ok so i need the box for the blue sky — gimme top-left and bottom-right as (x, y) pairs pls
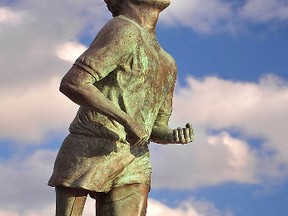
(0, 0), (288, 215)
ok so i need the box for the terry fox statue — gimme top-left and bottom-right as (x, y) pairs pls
(48, 0), (194, 215)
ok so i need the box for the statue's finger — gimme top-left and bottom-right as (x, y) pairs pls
(190, 130), (194, 142)
(184, 128), (190, 143)
(173, 129), (179, 143)
(136, 138), (145, 147)
(137, 141), (144, 147)
(134, 141), (140, 147)
(177, 127), (185, 143)
(136, 136), (148, 147)
(191, 127), (195, 141)
(185, 123), (194, 142)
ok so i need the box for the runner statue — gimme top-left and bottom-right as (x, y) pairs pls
(48, 0), (194, 215)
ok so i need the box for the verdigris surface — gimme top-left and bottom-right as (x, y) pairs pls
(48, 0), (194, 215)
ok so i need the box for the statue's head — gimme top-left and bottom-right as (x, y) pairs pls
(104, 0), (122, 17)
(104, 0), (170, 17)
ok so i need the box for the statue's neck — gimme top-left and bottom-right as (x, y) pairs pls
(119, 1), (161, 34)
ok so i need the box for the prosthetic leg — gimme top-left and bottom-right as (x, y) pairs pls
(95, 184), (149, 216)
(56, 186), (88, 216)
(55, 184), (149, 216)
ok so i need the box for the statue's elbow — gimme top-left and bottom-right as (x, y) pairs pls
(59, 82), (67, 94)
(59, 81), (74, 97)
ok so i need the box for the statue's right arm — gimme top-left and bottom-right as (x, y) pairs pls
(60, 65), (148, 146)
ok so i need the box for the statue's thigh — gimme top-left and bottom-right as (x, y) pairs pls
(56, 186), (88, 216)
(96, 184), (149, 216)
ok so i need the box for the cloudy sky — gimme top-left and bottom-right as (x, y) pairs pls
(0, 0), (288, 215)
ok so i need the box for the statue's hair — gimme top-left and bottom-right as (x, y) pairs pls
(104, 0), (123, 17)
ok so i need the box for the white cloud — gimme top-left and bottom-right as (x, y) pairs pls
(0, 0), (287, 94)
(147, 198), (233, 216)
(161, 0), (233, 33)
(56, 42), (87, 62)
(149, 74), (288, 188)
(0, 76), (77, 144)
(0, 211), (18, 216)
(208, 132), (256, 180)
(0, 7), (24, 24)
(0, 186), (229, 216)
(0, 149), (92, 215)
(161, 0), (288, 33)
(239, 0), (288, 22)
(0, 198), (231, 216)
(0, 1), (106, 143)
(17, 205), (55, 216)
(0, 204), (56, 216)
(0, 150), (56, 210)
(172, 74), (288, 157)
(0, 147), (231, 215)
(0, 0), (108, 89)
(150, 129), (258, 188)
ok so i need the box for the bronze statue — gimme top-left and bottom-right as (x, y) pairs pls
(48, 0), (193, 215)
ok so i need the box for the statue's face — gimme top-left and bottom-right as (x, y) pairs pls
(135, 0), (171, 11)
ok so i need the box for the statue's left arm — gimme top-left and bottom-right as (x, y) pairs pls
(151, 122), (193, 144)
(150, 85), (194, 145)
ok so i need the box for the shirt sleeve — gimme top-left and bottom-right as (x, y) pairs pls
(74, 18), (138, 81)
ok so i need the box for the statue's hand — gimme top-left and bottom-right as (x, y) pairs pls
(124, 118), (149, 147)
(173, 123), (194, 144)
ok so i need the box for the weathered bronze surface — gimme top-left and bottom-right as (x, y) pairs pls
(48, 0), (194, 215)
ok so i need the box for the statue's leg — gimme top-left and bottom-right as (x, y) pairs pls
(56, 186), (88, 216)
(95, 184), (149, 216)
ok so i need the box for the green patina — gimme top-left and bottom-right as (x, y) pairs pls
(49, 0), (193, 215)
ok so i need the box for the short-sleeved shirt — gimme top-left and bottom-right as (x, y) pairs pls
(48, 15), (177, 192)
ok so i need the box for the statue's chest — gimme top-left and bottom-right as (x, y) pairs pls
(110, 34), (176, 97)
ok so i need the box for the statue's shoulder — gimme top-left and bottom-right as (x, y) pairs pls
(97, 16), (141, 42)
